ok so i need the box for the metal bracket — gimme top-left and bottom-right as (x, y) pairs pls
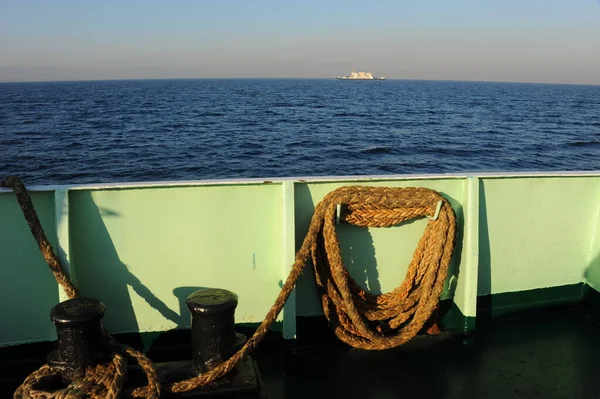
(427, 200), (443, 221)
(336, 204), (342, 225)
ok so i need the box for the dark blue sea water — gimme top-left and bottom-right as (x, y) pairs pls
(1, 79), (599, 186)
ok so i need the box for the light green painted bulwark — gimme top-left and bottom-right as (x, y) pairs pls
(69, 184), (285, 336)
(2, 172), (600, 347)
(0, 192), (59, 345)
(478, 176), (600, 295)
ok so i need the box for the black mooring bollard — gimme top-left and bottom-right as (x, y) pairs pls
(186, 288), (246, 374)
(151, 288), (265, 398)
(47, 297), (110, 383)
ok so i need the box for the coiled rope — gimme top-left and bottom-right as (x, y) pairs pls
(3, 176), (456, 398)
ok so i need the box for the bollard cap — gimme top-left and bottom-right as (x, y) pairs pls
(186, 288), (238, 316)
(51, 297), (106, 327)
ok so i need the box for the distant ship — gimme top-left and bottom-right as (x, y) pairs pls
(336, 69), (386, 80)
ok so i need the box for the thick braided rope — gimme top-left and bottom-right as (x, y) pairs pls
(0, 176), (80, 299)
(2, 176), (160, 399)
(3, 177), (455, 396)
(313, 186), (455, 349)
(12, 353), (126, 399)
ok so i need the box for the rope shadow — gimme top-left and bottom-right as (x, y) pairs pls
(70, 192), (187, 351)
(337, 222), (381, 294)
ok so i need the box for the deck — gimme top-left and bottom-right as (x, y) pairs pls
(2, 304), (599, 398)
(255, 306), (600, 398)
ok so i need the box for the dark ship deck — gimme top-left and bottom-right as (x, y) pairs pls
(3, 304), (600, 399)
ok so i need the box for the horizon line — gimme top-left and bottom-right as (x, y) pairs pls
(1, 76), (599, 87)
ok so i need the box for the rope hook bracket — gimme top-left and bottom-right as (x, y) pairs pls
(426, 200), (443, 221)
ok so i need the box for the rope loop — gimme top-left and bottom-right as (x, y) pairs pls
(312, 186), (456, 350)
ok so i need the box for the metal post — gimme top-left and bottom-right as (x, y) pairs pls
(152, 288), (264, 398)
(47, 297), (109, 383)
(186, 288), (242, 374)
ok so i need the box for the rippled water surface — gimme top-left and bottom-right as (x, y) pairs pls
(1, 79), (599, 185)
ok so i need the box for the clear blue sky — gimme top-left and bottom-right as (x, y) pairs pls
(1, 0), (600, 83)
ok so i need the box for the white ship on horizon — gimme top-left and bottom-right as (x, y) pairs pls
(336, 69), (386, 80)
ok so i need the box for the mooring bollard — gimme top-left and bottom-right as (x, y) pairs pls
(47, 297), (110, 383)
(154, 287), (265, 398)
(187, 288), (245, 374)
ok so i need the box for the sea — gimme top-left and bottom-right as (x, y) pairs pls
(1, 79), (599, 186)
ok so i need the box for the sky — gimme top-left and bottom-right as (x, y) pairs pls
(1, 0), (600, 84)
